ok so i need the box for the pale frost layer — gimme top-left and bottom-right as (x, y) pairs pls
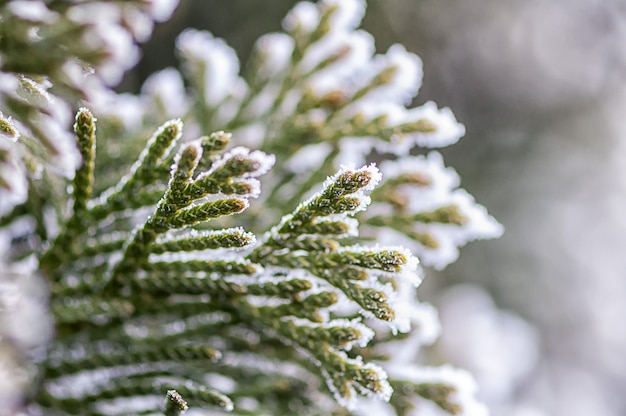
(373, 152), (503, 269)
(176, 29), (245, 107)
(437, 285), (540, 403)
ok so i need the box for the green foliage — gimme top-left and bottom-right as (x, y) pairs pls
(0, 1), (502, 415)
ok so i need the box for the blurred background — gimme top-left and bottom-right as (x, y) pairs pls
(124, 1), (626, 415)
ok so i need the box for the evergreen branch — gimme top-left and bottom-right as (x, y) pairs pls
(165, 390), (189, 416)
(366, 215), (440, 249)
(72, 108), (97, 216)
(81, 236), (127, 257)
(134, 275), (246, 297)
(264, 234), (339, 253)
(45, 344), (221, 378)
(390, 380), (462, 416)
(106, 131), (251, 292)
(317, 267), (395, 321)
(326, 248), (409, 273)
(142, 259), (258, 275)
(277, 166), (378, 236)
(39, 109), (97, 275)
(247, 278), (313, 298)
(297, 220), (355, 236)
(168, 199), (248, 228)
(51, 297), (134, 325)
(41, 379), (233, 414)
(1, 0), (502, 413)
(89, 120), (183, 220)
(412, 205), (468, 225)
(258, 291), (338, 323)
(151, 228), (255, 253)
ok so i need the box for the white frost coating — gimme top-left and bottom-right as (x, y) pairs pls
(151, 119), (183, 166)
(335, 244), (421, 286)
(324, 163), (382, 192)
(204, 373), (237, 394)
(353, 398), (395, 416)
(437, 285), (539, 403)
(343, 269), (415, 333)
(176, 29), (242, 106)
(172, 139), (202, 176)
(90, 23), (140, 85)
(386, 364), (490, 416)
(141, 68), (188, 118)
(233, 267), (320, 292)
(446, 189), (505, 242)
(95, 92), (144, 130)
(232, 122), (267, 148)
(393, 246), (421, 286)
(335, 318), (375, 348)
(362, 361), (393, 401)
(279, 89), (304, 119)
(322, 353), (392, 411)
(411, 301), (441, 346)
(0, 74), (19, 97)
(67, 2), (141, 84)
(374, 152), (502, 269)
(19, 76), (51, 103)
(213, 77), (249, 126)
(246, 295), (291, 309)
(244, 84), (281, 119)
(401, 102), (466, 149)
(0, 217), (35, 261)
(67, 2), (121, 24)
(284, 142), (333, 174)
(374, 285), (440, 347)
(209, 146), (275, 178)
(281, 163), (380, 218)
(148, 245), (257, 266)
(350, 101), (465, 153)
(156, 227), (256, 249)
(122, 7), (154, 42)
(0, 258), (53, 350)
(0, 146), (28, 216)
(270, 164), (382, 234)
(310, 215), (360, 237)
(413, 190), (502, 270)
(144, 0), (179, 21)
(380, 152), (460, 202)
(322, 0), (366, 31)
(286, 318), (375, 349)
(64, 0), (175, 81)
(253, 33), (295, 78)
(359, 44), (423, 105)
(8, 1), (58, 23)
(283, 1), (320, 33)
(35, 113), (81, 178)
(305, 33), (375, 97)
(221, 351), (319, 383)
(322, 367), (356, 409)
(334, 137), (375, 167)
(300, 31), (375, 92)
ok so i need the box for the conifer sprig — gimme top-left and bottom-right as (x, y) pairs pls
(1, 0), (502, 415)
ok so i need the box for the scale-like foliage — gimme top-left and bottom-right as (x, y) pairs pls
(0, 0), (501, 415)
